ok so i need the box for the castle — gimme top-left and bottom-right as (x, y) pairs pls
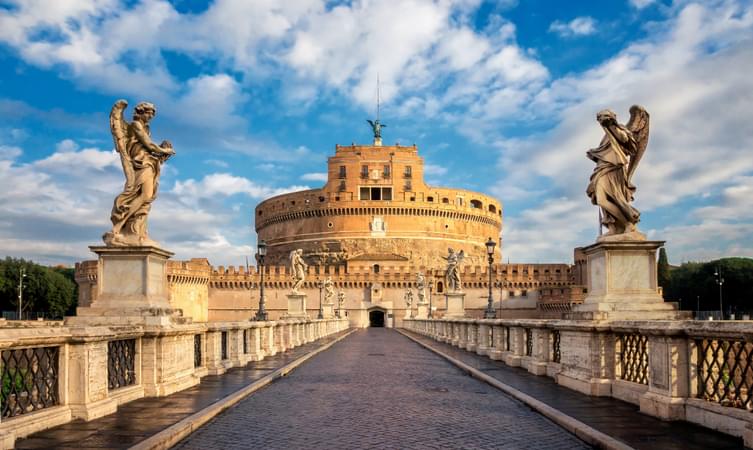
(75, 140), (583, 327)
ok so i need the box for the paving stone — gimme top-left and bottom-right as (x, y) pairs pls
(174, 329), (589, 450)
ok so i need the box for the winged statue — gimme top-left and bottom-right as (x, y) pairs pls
(366, 119), (386, 139)
(442, 248), (465, 292)
(103, 100), (175, 247)
(586, 105), (649, 236)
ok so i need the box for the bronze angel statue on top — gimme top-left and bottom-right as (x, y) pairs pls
(586, 105), (649, 237)
(103, 100), (175, 247)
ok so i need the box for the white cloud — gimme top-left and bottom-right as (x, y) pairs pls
(300, 172), (328, 182)
(630, 0), (656, 9)
(549, 17), (597, 37)
(493, 1), (753, 263)
(0, 140), (306, 265)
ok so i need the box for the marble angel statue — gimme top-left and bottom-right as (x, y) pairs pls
(443, 248), (465, 292)
(104, 100), (175, 247)
(586, 105), (649, 236)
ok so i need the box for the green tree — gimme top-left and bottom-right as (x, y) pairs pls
(657, 248), (671, 297)
(0, 257), (77, 319)
(663, 257), (753, 314)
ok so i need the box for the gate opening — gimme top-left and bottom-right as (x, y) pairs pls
(369, 310), (385, 327)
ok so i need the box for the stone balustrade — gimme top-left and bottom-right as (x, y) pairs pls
(0, 318), (348, 447)
(404, 318), (753, 447)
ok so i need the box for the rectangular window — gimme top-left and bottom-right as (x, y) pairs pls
(404, 166), (412, 178)
(360, 165), (369, 178)
(360, 187), (392, 201)
(404, 181), (412, 192)
(383, 165), (390, 178)
(339, 166), (346, 178)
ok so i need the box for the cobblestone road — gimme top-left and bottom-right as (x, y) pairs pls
(174, 329), (589, 449)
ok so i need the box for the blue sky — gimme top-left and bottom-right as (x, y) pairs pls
(0, 0), (752, 267)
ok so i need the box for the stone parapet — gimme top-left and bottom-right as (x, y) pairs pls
(403, 317), (753, 447)
(0, 317), (348, 448)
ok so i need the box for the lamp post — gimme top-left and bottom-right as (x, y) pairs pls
(17, 267), (26, 320)
(714, 267), (724, 320)
(484, 237), (497, 319)
(428, 280), (433, 318)
(254, 240), (268, 321)
(317, 279), (324, 319)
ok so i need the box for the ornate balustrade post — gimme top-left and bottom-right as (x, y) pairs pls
(526, 324), (550, 376)
(476, 320), (492, 356)
(556, 323), (614, 396)
(638, 325), (689, 420)
(489, 321), (505, 360)
(465, 320), (479, 352)
(263, 323), (277, 356)
(504, 326), (525, 367)
(227, 327), (244, 367)
(246, 323), (263, 361)
(452, 321), (464, 347)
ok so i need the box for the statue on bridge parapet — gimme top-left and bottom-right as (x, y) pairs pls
(586, 105), (649, 239)
(104, 100), (175, 247)
(290, 249), (308, 294)
(442, 248), (465, 292)
(415, 271), (427, 304)
(324, 276), (335, 304)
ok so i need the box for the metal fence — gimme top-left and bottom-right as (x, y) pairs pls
(697, 338), (753, 411)
(108, 339), (136, 390)
(1, 346), (60, 417)
(617, 333), (649, 385)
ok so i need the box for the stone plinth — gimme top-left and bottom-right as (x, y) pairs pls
(285, 293), (308, 319)
(569, 239), (689, 321)
(444, 292), (466, 318)
(415, 302), (429, 319)
(68, 246), (188, 326)
(322, 303), (335, 319)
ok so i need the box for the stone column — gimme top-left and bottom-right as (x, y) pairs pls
(477, 322), (492, 356)
(527, 327), (549, 376)
(556, 325), (614, 396)
(489, 322), (505, 360)
(504, 327), (524, 367)
(639, 332), (689, 420)
(465, 321), (478, 352)
(246, 325), (263, 361)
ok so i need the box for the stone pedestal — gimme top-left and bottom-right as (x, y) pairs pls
(68, 245), (188, 326)
(444, 292), (466, 318)
(322, 303), (335, 319)
(569, 239), (689, 321)
(415, 302), (429, 319)
(285, 293), (309, 319)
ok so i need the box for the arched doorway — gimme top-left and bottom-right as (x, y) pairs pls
(369, 310), (385, 327)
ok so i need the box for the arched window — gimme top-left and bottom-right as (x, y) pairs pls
(442, 197), (449, 204)
(427, 196), (434, 202)
(488, 204), (496, 213)
(470, 199), (482, 209)
(373, 264), (380, 273)
(437, 281), (444, 293)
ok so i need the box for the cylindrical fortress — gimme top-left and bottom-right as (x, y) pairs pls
(255, 144), (502, 268)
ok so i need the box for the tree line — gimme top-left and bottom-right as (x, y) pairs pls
(0, 257), (77, 319)
(658, 249), (753, 315)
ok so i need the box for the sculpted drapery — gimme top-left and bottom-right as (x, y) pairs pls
(586, 105), (649, 236)
(104, 100), (175, 247)
(290, 249), (308, 294)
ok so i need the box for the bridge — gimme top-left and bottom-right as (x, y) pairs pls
(2, 324), (748, 449)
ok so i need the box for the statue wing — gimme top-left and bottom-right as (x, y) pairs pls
(458, 250), (465, 262)
(110, 100), (135, 190)
(625, 105), (650, 183)
(367, 119), (375, 129)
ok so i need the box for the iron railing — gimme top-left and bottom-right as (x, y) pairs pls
(221, 331), (228, 360)
(1, 346), (59, 417)
(552, 330), (561, 363)
(697, 338), (753, 410)
(618, 333), (648, 385)
(525, 328), (533, 357)
(108, 339), (136, 390)
(194, 334), (202, 368)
